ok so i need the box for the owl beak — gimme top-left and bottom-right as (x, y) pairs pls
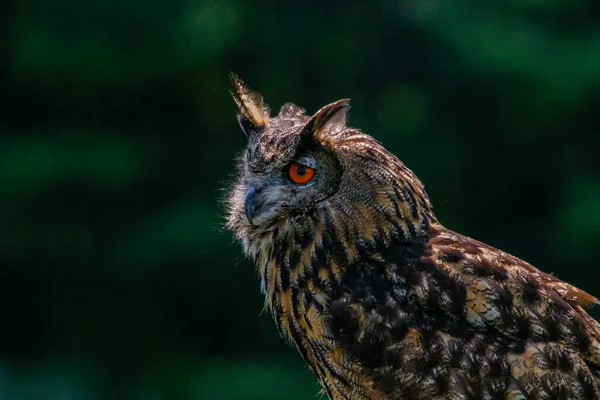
(244, 186), (259, 225)
(244, 186), (276, 226)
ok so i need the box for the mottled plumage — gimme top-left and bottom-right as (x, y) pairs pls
(225, 74), (600, 399)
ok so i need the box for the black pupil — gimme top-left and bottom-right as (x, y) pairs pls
(296, 165), (306, 176)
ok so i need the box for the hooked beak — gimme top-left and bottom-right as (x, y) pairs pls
(243, 185), (281, 226)
(244, 186), (260, 225)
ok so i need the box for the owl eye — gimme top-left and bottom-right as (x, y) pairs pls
(288, 162), (315, 184)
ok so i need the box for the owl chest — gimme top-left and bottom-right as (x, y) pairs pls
(270, 277), (388, 399)
(255, 241), (367, 391)
(268, 262), (332, 349)
(254, 232), (331, 342)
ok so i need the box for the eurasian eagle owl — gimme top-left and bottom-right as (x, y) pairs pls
(225, 74), (600, 400)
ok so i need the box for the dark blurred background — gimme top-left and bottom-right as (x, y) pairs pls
(1, 0), (599, 399)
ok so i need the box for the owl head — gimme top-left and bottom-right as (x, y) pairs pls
(225, 74), (434, 253)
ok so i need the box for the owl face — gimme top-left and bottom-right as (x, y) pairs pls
(226, 74), (353, 232)
(237, 102), (345, 228)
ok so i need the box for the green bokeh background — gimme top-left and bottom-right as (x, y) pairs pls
(2, 1), (600, 399)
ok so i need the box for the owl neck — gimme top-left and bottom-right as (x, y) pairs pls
(253, 194), (436, 341)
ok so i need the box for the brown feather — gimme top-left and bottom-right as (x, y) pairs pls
(229, 72), (269, 128)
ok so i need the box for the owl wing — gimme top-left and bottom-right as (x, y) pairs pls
(328, 224), (600, 398)
(413, 227), (600, 398)
(425, 228), (600, 355)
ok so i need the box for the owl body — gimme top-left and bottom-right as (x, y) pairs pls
(225, 74), (600, 399)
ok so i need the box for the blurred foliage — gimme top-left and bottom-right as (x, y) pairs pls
(1, 0), (600, 398)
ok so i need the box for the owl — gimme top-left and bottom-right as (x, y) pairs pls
(225, 73), (600, 400)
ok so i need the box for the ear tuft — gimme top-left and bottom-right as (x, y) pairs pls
(229, 73), (270, 134)
(302, 99), (350, 139)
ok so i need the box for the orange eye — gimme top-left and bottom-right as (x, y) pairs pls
(288, 162), (315, 184)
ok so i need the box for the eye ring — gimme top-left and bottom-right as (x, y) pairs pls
(288, 162), (315, 184)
